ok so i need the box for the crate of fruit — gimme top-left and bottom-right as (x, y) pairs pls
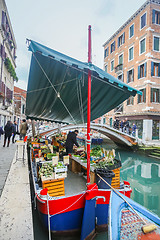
(55, 172), (67, 179)
(54, 162), (67, 173)
(39, 162), (54, 180)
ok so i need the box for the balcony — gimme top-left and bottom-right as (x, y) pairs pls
(0, 82), (13, 109)
(0, 81), (5, 97)
(115, 64), (123, 74)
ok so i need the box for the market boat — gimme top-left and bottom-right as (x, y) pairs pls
(108, 190), (160, 240)
(26, 26), (142, 239)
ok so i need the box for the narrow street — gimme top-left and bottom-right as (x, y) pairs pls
(0, 136), (16, 196)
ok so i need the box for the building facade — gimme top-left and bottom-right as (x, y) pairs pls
(14, 86), (26, 128)
(0, 0), (17, 129)
(103, 0), (160, 141)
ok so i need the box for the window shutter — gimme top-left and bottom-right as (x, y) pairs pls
(158, 89), (160, 103)
(132, 69), (134, 82)
(144, 62), (147, 77)
(151, 62), (154, 76)
(123, 32), (125, 44)
(138, 66), (140, 79)
(132, 96), (134, 105)
(127, 71), (129, 83)
(118, 38), (119, 48)
(158, 63), (160, 77)
(114, 41), (115, 51)
(151, 88), (153, 102)
(144, 88), (146, 102)
(152, 10), (155, 24)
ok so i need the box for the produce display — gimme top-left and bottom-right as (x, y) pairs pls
(47, 153), (57, 160)
(54, 162), (65, 169)
(39, 162), (53, 178)
(91, 146), (102, 158)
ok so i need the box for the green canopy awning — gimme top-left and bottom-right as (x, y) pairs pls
(26, 40), (141, 124)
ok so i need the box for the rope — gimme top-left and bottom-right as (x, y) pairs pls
(78, 78), (84, 125)
(31, 50), (77, 125)
(76, 76), (84, 125)
(49, 183), (97, 218)
(76, 77), (82, 123)
(26, 78), (78, 94)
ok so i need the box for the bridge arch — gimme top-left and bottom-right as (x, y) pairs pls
(42, 123), (137, 147)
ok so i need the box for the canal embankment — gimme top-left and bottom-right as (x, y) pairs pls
(0, 139), (34, 240)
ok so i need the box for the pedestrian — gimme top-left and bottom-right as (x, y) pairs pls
(65, 130), (79, 154)
(12, 121), (18, 143)
(3, 121), (13, 147)
(124, 118), (130, 134)
(120, 120), (125, 132)
(20, 119), (28, 140)
(0, 126), (4, 140)
(132, 123), (137, 137)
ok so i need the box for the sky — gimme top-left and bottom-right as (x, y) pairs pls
(6, 0), (146, 90)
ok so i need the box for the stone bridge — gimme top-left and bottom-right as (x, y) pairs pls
(40, 123), (138, 148)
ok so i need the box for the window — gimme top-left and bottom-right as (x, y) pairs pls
(110, 41), (115, 53)
(141, 13), (146, 29)
(118, 32), (125, 47)
(151, 88), (160, 103)
(118, 74), (123, 82)
(152, 10), (160, 25)
(118, 54), (123, 64)
(104, 47), (109, 58)
(138, 63), (147, 79)
(111, 60), (114, 72)
(103, 118), (106, 124)
(129, 46), (134, 61)
(127, 69), (134, 83)
(127, 96), (134, 105)
(140, 38), (146, 54)
(22, 104), (25, 114)
(129, 24), (134, 38)
(154, 36), (160, 51)
(105, 64), (108, 72)
(151, 62), (160, 77)
(138, 88), (146, 103)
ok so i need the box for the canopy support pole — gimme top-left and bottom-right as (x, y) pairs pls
(31, 120), (36, 137)
(87, 25), (92, 184)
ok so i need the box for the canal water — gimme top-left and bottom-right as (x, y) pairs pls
(32, 141), (160, 239)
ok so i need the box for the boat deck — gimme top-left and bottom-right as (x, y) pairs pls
(64, 170), (87, 197)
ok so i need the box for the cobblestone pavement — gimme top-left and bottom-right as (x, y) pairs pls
(0, 135), (17, 196)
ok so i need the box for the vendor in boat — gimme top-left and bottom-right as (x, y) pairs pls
(65, 130), (79, 154)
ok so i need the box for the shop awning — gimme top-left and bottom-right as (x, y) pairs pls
(26, 40), (142, 124)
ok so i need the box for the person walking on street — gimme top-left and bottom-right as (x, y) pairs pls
(20, 119), (28, 140)
(3, 121), (13, 147)
(12, 121), (18, 143)
(0, 126), (4, 140)
(65, 130), (79, 154)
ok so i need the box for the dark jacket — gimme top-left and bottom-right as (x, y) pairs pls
(4, 122), (12, 137)
(12, 123), (17, 134)
(0, 126), (4, 135)
(65, 132), (79, 149)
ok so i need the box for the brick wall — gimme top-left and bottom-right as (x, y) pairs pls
(103, 1), (160, 118)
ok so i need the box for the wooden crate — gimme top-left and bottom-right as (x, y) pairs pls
(72, 159), (81, 173)
(111, 168), (120, 189)
(42, 178), (65, 197)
